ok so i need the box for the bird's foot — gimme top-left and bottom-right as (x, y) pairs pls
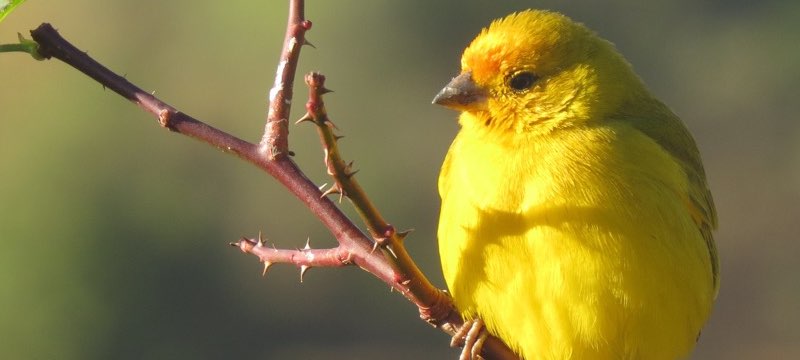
(451, 318), (488, 360)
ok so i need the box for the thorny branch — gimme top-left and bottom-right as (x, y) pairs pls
(298, 72), (439, 308)
(24, 1), (518, 359)
(261, 0), (310, 159)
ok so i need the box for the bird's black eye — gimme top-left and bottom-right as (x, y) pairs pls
(508, 71), (538, 91)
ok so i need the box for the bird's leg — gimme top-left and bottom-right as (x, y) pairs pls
(452, 318), (488, 360)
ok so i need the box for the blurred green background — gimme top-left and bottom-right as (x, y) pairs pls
(1, 1), (798, 359)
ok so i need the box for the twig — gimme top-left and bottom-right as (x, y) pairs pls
(25, 2), (519, 359)
(260, 0), (311, 159)
(27, 20), (384, 293)
(231, 235), (353, 282)
(299, 71), (451, 321)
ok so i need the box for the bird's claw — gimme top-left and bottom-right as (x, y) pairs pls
(452, 318), (488, 360)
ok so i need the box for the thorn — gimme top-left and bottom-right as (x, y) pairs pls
(257, 231), (265, 247)
(318, 182), (328, 190)
(385, 245), (398, 259)
(370, 241), (380, 254)
(288, 150), (295, 156)
(324, 118), (339, 130)
(320, 184), (341, 198)
(262, 261), (273, 276)
(345, 169), (360, 178)
(300, 265), (310, 282)
(319, 87), (334, 95)
(303, 237), (312, 250)
(334, 134), (345, 141)
(343, 161), (358, 178)
(302, 38), (316, 48)
(397, 229), (414, 241)
(295, 113), (314, 124)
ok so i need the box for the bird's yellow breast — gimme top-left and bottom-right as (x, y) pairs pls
(437, 116), (715, 359)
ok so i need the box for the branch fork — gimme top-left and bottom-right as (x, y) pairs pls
(22, 1), (520, 358)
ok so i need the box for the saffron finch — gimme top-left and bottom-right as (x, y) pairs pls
(434, 10), (717, 360)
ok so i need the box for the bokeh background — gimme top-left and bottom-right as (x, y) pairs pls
(1, 1), (798, 359)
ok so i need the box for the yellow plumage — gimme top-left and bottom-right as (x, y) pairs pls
(434, 10), (717, 359)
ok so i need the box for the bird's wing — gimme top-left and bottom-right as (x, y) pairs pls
(624, 103), (719, 296)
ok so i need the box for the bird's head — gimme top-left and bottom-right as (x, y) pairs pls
(434, 10), (645, 135)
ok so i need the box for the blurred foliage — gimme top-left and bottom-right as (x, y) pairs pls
(1, 1), (798, 359)
(0, 0), (26, 23)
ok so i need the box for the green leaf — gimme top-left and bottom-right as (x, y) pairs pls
(0, 0), (27, 23)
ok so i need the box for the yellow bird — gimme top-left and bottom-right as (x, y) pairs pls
(433, 10), (717, 360)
